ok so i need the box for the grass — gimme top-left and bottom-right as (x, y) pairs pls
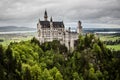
(98, 35), (120, 51)
(99, 35), (120, 41)
(107, 45), (120, 51)
(0, 36), (33, 46)
(0, 32), (36, 46)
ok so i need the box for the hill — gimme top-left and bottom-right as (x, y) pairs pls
(0, 34), (119, 80)
(0, 26), (36, 32)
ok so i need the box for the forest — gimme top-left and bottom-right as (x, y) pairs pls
(0, 34), (119, 80)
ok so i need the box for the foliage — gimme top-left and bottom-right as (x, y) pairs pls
(0, 35), (119, 80)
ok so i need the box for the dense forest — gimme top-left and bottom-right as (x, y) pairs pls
(0, 34), (119, 80)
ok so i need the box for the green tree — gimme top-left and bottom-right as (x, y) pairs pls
(42, 69), (53, 80)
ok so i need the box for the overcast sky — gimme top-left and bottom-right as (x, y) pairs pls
(0, 0), (120, 28)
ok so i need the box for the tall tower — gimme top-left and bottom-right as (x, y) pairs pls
(77, 21), (82, 34)
(44, 10), (48, 21)
(68, 27), (71, 52)
(50, 16), (53, 41)
(50, 16), (53, 22)
(50, 16), (53, 28)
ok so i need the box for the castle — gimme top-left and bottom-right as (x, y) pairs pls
(37, 10), (82, 50)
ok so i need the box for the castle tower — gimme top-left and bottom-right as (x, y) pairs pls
(50, 16), (53, 29)
(50, 16), (53, 41)
(44, 10), (48, 21)
(50, 16), (53, 22)
(77, 21), (82, 34)
(37, 19), (40, 37)
(68, 27), (71, 51)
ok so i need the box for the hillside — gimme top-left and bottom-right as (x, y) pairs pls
(0, 34), (119, 80)
(0, 26), (36, 32)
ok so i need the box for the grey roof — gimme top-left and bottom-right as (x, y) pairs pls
(40, 21), (64, 28)
(40, 21), (50, 28)
(53, 22), (64, 28)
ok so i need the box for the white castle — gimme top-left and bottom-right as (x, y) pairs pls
(37, 10), (82, 50)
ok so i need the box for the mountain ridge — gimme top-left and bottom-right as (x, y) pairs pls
(0, 26), (36, 32)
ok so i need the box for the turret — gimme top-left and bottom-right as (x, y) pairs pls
(37, 18), (41, 28)
(44, 10), (48, 21)
(77, 21), (82, 34)
(39, 18), (40, 23)
(50, 16), (53, 41)
(50, 16), (53, 22)
(50, 16), (53, 28)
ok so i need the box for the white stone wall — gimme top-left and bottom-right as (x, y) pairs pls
(37, 21), (82, 50)
(63, 32), (79, 50)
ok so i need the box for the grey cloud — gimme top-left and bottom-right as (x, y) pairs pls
(0, 0), (120, 27)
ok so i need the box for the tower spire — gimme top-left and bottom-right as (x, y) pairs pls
(50, 16), (53, 22)
(44, 9), (48, 21)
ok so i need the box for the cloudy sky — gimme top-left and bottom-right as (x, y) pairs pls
(0, 0), (120, 28)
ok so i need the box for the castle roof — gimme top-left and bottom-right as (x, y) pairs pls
(53, 22), (64, 28)
(40, 21), (50, 27)
(39, 21), (64, 28)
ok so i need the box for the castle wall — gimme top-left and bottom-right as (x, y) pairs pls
(37, 23), (81, 50)
(37, 11), (82, 50)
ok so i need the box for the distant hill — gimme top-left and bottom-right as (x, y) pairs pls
(83, 28), (120, 33)
(0, 26), (36, 32)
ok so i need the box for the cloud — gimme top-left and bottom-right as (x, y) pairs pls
(0, 0), (120, 28)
